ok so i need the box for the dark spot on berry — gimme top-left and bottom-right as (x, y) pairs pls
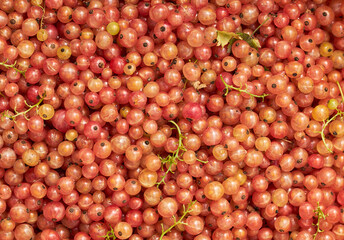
(143, 42), (148, 47)
(224, 62), (228, 66)
(294, 57), (299, 61)
(293, 73), (297, 77)
(120, 34), (123, 39)
(66, 30), (70, 34)
(160, 26), (166, 32)
(97, 212), (101, 216)
(10, 19), (16, 25)
(323, 12), (327, 16)
(308, 39), (313, 43)
(272, 83), (276, 88)
(89, 10), (93, 14)
(93, 126), (98, 130)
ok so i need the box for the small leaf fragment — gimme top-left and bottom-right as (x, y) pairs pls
(216, 31), (241, 48)
(190, 81), (207, 90)
(248, 38), (261, 49)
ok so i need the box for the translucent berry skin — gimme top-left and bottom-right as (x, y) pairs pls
(0, 1), (344, 240)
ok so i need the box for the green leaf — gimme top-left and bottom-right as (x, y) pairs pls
(248, 38), (261, 49)
(227, 38), (237, 54)
(236, 32), (251, 42)
(236, 32), (261, 49)
(216, 31), (241, 48)
(217, 31), (262, 50)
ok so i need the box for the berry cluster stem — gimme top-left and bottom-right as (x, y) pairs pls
(2, 96), (45, 122)
(39, 4), (46, 29)
(320, 81), (344, 153)
(320, 113), (340, 153)
(0, 59), (26, 77)
(156, 120), (186, 187)
(250, 17), (270, 37)
(337, 81), (344, 106)
(313, 202), (326, 240)
(101, 226), (116, 240)
(220, 76), (269, 100)
(159, 200), (196, 240)
(156, 121), (207, 187)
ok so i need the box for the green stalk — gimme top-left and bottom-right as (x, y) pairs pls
(220, 76), (269, 100)
(2, 96), (44, 122)
(0, 60), (26, 77)
(159, 201), (196, 240)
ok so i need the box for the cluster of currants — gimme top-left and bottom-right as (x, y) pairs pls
(0, 0), (343, 240)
